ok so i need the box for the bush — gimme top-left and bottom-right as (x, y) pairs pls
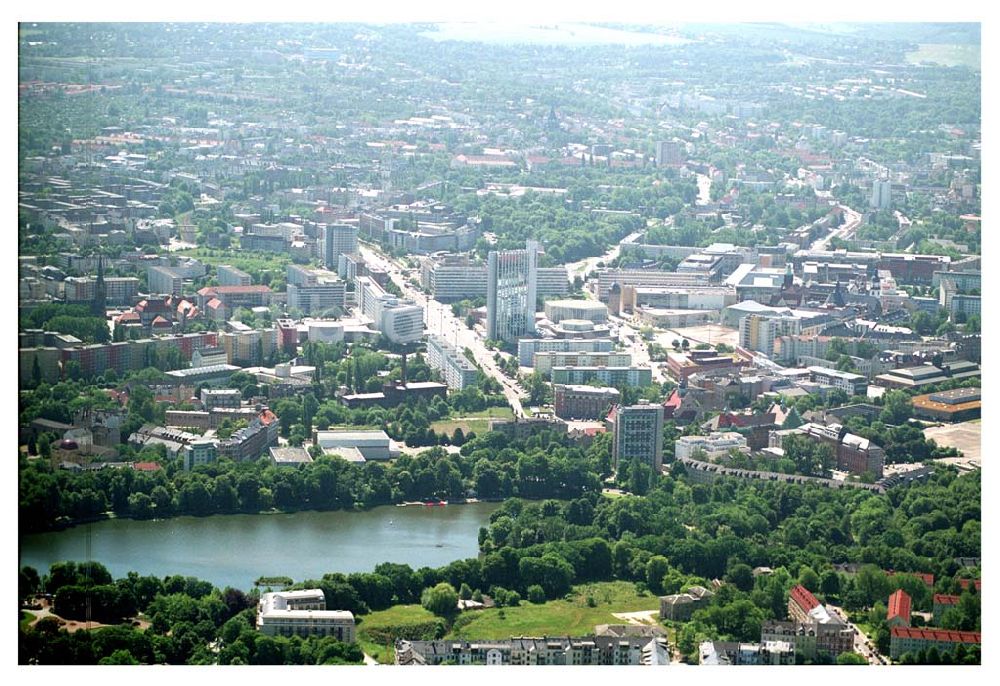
(527, 585), (546, 604)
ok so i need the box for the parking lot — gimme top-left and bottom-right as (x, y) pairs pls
(923, 420), (981, 468)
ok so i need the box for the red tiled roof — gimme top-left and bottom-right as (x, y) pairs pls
(207, 298), (224, 309)
(789, 584), (820, 613)
(958, 579), (981, 592)
(663, 389), (682, 409)
(934, 594), (960, 606)
(887, 589), (912, 623)
(132, 462), (162, 472)
(890, 627), (980, 644)
(259, 409), (278, 425)
(151, 315), (171, 327)
(117, 312), (140, 323)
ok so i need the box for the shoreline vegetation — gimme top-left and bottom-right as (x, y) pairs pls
(24, 496), (503, 534)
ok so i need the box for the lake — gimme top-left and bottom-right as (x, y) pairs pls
(19, 502), (500, 591)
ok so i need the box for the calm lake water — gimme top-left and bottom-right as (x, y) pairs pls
(19, 502), (500, 591)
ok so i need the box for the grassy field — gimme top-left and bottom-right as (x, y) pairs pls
(905, 43), (980, 68)
(431, 419), (489, 436)
(356, 604), (438, 664)
(20, 611), (35, 631)
(431, 406), (513, 436)
(446, 581), (661, 640)
(176, 247), (296, 274)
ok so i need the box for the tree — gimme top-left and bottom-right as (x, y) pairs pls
(421, 582), (459, 618)
(836, 652), (867, 665)
(646, 556), (671, 594)
(527, 585), (546, 603)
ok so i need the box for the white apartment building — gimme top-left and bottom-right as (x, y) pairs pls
(323, 223), (358, 270)
(533, 351), (632, 376)
(286, 265), (347, 316)
(420, 254), (487, 301)
(426, 334), (478, 390)
(257, 590), (355, 642)
(536, 266), (570, 297)
(740, 314), (802, 357)
(517, 338), (615, 366)
(675, 432), (750, 460)
(807, 366), (868, 395)
(147, 265), (184, 297)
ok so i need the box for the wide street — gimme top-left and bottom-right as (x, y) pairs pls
(359, 243), (526, 418)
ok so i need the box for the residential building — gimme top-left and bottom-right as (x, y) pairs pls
(257, 590), (355, 642)
(551, 366), (652, 388)
(533, 351), (631, 376)
(807, 366), (868, 395)
(611, 402), (664, 472)
(426, 334), (478, 390)
(887, 589), (912, 628)
(698, 641), (795, 666)
(196, 285), (272, 310)
(220, 327), (278, 365)
(357, 276), (424, 344)
(286, 265), (346, 315)
(394, 635), (669, 666)
(486, 240), (538, 342)
(674, 432), (749, 460)
(323, 223), (358, 270)
(760, 619), (854, 659)
(182, 439), (218, 471)
(200, 388), (242, 410)
(191, 346), (228, 368)
(128, 425), (201, 458)
(871, 177), (892, 209)
(217, 265), (252, 287)
(537, 266), (570, 297)
(740, 313), (802, 357)
(889, 627), (980, 661)
(553, 384), (621, 420)
(933, 594), (960, 625)
(770, 423), (885, 478)
(517, 338), (615, 367)
(419, 254), (487, 301)
(147, 265), (184, 297)
(655, 139), (684, 167)
(217, 417), (272, 462)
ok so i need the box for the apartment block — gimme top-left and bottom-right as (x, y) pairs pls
(426, 334), (478, 390)
(553, 384), (621, 420)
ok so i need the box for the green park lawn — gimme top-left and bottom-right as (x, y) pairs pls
(446, 581), (660, 640)
(431, 406), (514, 436)
(356, 604), (438, 664)
(20, 611), (35, 631)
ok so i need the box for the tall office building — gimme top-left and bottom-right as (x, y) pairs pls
(871, 178), (892, 210)
(487, 240), (538, 342)
(612, 402), (665, 472)
(324, 224), (358, 270)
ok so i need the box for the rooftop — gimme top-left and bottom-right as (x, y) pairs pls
(890, 627), (980, 644)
